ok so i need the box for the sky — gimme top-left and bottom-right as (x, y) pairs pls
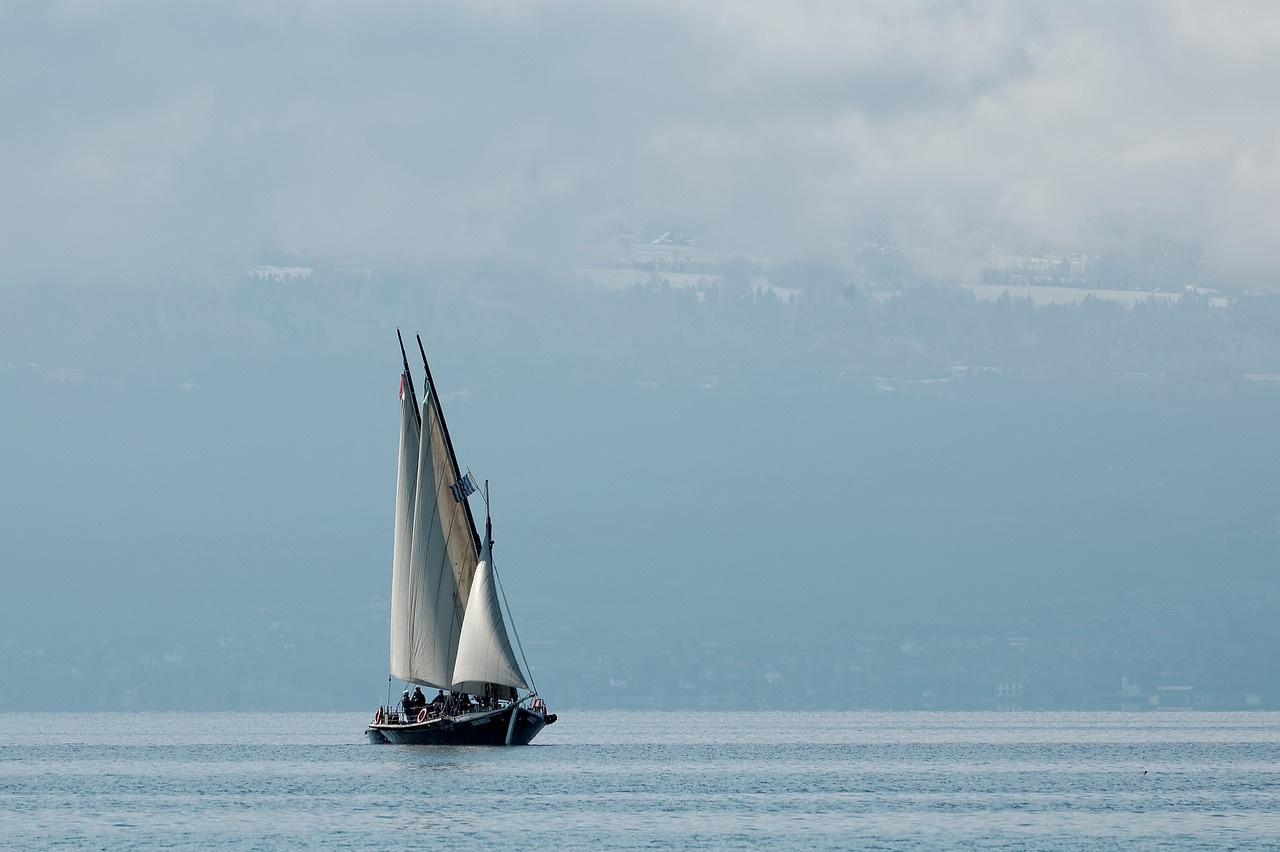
(2, 0), (1279, 284)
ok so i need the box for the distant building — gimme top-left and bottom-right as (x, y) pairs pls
(247, 265), (313, 282)
(995, 682), (1023, 711)
(1153, 685), (1194, 710)
(1119, 676), (1143, 712)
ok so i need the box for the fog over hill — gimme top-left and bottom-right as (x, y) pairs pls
(3, 262), (1278, 711)
(4, 1), (1280, 713)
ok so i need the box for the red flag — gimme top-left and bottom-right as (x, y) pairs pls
(399, 374), (406, 401)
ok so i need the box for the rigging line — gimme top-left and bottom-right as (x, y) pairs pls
(491, 552), (537, 695)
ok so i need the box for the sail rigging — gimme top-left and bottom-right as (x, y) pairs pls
(387, 341), (524, 692)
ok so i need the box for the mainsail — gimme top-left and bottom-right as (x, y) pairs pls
(452, 538), (529, 691)
(387, 373), (420, 680)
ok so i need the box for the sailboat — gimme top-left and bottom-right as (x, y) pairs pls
(365, 332), (556, 746)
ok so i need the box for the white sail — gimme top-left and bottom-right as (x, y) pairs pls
(388, 374), (420, 680)
(394, 390), (481, 688)
(452, 540), (529, 691)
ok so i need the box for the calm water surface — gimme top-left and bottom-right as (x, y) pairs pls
(2, 711), (1278, 849)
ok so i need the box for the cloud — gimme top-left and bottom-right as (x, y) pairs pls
(2, 1), (1278, 284)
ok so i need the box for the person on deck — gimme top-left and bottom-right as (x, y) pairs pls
(412, 686), (425, 709)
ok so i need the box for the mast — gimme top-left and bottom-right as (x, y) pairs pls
(416, 334), (482, 555)
(484, 480), (492, 549)
(397, 329), (420, 428)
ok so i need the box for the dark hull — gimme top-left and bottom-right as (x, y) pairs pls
(366, 704), (548, 746)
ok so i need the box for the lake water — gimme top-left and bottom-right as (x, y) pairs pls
(2, 711), (1278, 849)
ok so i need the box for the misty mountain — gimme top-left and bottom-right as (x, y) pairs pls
(2, 264), (1278, 711)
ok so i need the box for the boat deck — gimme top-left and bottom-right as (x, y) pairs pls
(366, 702), (553, 746)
